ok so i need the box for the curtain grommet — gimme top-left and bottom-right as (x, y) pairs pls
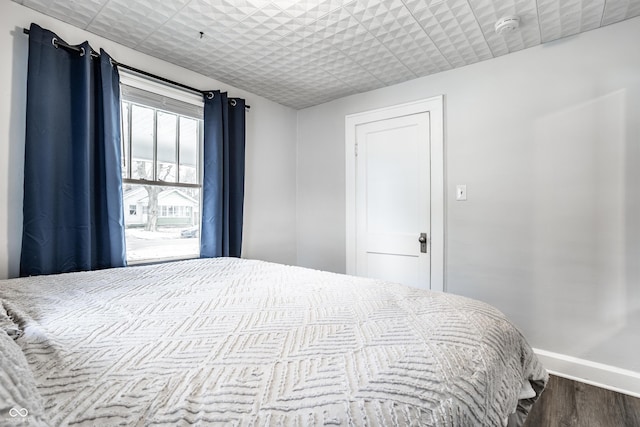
(51, 37), (58, 48)
(79, 47), (86, 57)
(230, 99), (237, 107)
(206, 92), (214, 100)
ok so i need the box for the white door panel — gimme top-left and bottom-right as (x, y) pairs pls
(366, 252), (423, 287)
(366, 232), (419, 256)
(355, 112), (431, 290)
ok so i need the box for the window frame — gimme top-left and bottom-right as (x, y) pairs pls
(121, 102), (203, 190)
(119, 70), (204, 264)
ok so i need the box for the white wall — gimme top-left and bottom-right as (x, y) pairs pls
(0, 1), (298, 279)
(297, 17), (640, 379)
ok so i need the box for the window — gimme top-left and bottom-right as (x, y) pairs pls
(120, 71), (204, 263)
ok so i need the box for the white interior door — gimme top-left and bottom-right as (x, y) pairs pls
(355, 112), (431, 289)
(346, 96), (444, 292)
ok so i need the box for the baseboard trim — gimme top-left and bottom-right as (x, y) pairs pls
(533, 348), (640, 399)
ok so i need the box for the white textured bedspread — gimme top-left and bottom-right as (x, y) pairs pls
(0, 258), (546, 426)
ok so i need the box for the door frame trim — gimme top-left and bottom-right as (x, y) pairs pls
(345, 96), (445, 292)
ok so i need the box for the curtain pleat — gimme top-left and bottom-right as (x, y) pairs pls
(201, 91), (246, 258)
(227, 98), (246, 257)
(20, 23), (126, 277)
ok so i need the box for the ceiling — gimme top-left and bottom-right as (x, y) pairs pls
(13, 0), (640, 109)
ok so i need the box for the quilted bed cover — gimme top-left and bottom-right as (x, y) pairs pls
(0, 258), (547, 426)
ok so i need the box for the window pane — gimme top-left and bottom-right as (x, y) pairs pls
(121, 102), (130, 179)
(157, 111), (177, 182)
(179, 117), (198, 184)
(123, 184), (200, 262)
(131, 105), (154, 180)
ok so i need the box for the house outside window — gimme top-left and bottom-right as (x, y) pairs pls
(120, 71), (203, 263)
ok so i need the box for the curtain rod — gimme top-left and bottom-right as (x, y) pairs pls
(22, 28), (250, 110)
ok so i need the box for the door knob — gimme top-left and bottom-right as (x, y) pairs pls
(419, 233), (427, 253)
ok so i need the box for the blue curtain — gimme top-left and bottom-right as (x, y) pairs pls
(201, 91), (246, 258)
(20, 24), (126, 277)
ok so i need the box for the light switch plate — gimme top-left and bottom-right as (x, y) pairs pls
(456, 185), (467, 201)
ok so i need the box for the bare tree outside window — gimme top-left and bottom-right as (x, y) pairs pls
(135, 161), (174, 232)
(120, 96), (202, 263)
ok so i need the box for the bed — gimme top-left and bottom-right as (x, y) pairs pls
(0, 257), (546, 426)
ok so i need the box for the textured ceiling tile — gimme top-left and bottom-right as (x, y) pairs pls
(258, 68), (344, 104)
(21, 0), (55, 11)
(345, 0), (452, 76)
(194, 1), (250, 30)
(351, 42), (415, 84)
(398, 50), (451, 76)
(324, 64), (382, 92)
(467, 0), (540, 57)
(347, 79), (385, 94)
(602, 0), (640, 25)
(243, 3), (299, 40)
(370, 62), (416, 84)
(329, 70), (382, 92)
(285, 0), (356, 25)
(402, 0), (452, 9)
(86, 0), (190, 47)
(135, 0), (274, 84)
(347, 0), (407, 36)
(245, 0), (272, 9)
(174, 22), (230, 49)
(538, 0), (606, 43)
(320, 50), (380, 82)
(138, 22), (257, 85)
(230, 17), (274, 41)
(382, 34), (447, 75)
(23, 0), (108, 29)
(223, 0), (270, 19)
(338, 30), (378, 57)
(386, 23), (451, 72)
(334, 25), (371, 52)
(304, 7), (362, 48)
(407, 0), (492, 69)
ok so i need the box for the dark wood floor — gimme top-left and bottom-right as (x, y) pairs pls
(523, 375), (640, 427)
